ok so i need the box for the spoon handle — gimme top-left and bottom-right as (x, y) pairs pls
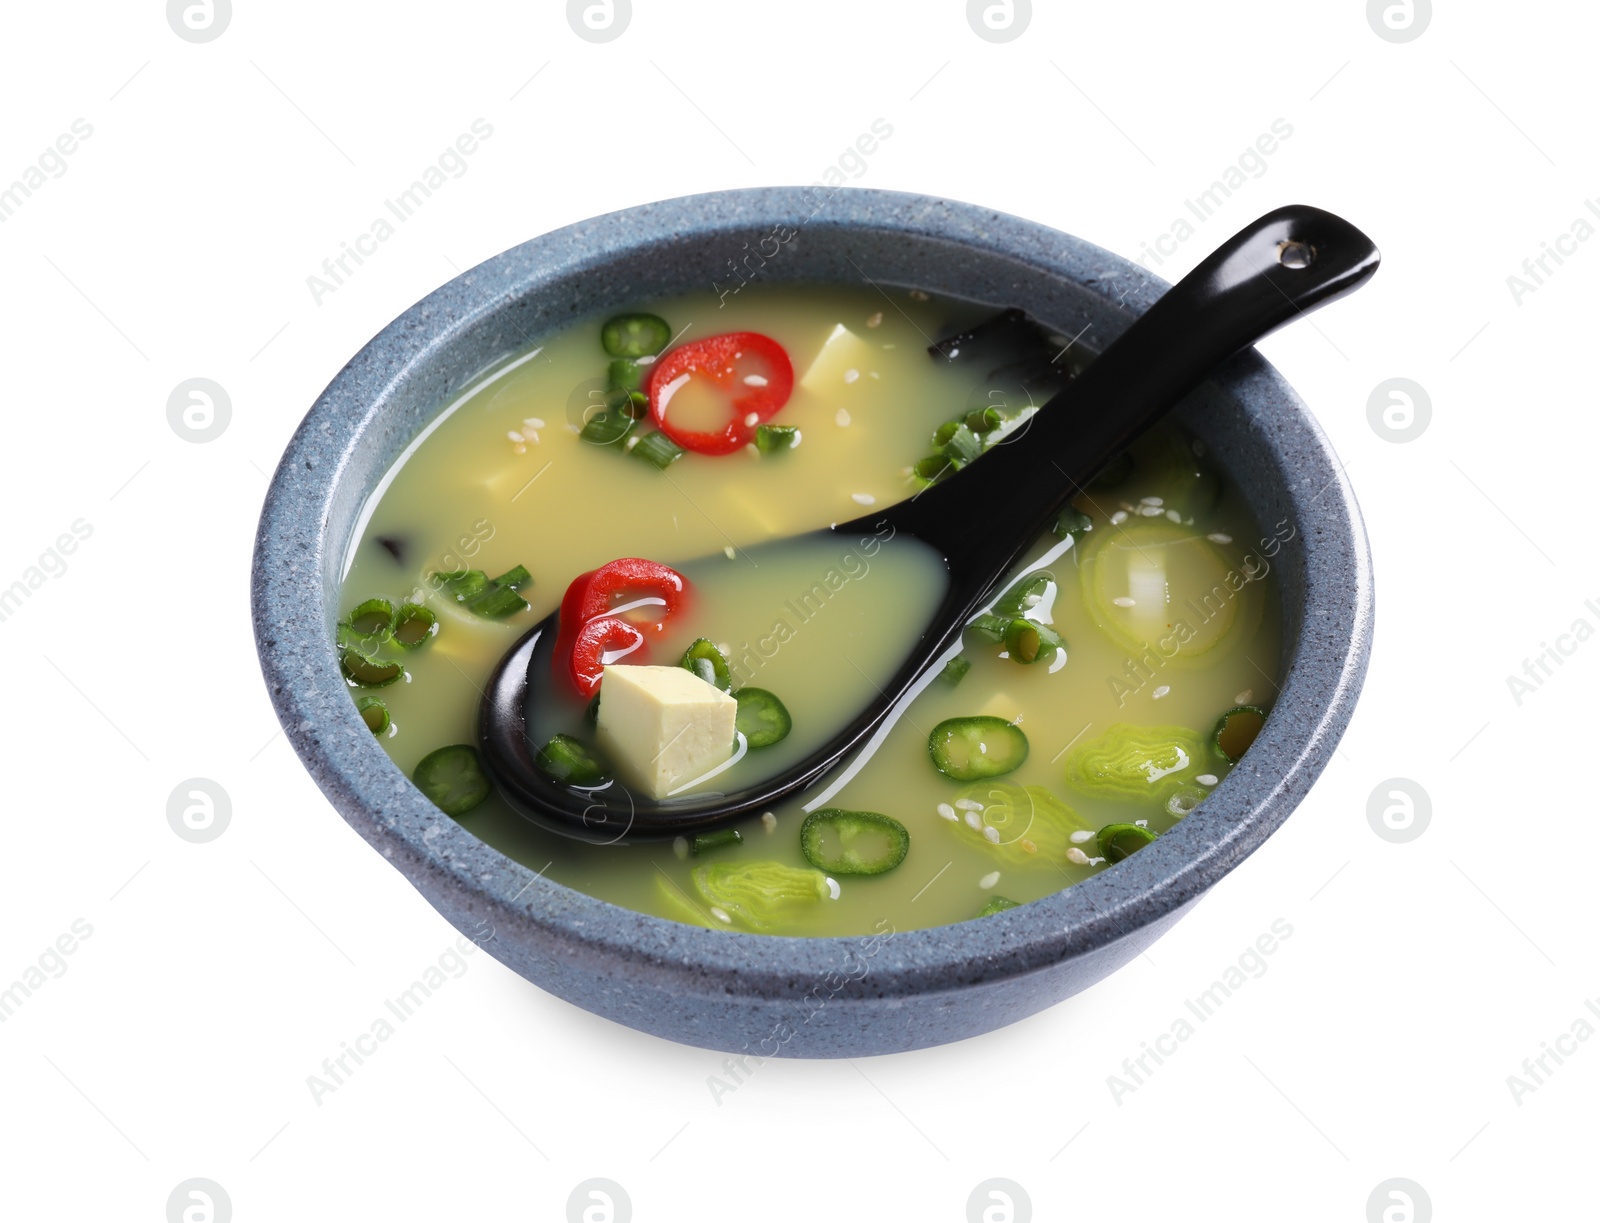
(855, 204), (1380, 588)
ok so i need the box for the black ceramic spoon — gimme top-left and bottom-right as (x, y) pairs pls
(479, 204), (1379, 842)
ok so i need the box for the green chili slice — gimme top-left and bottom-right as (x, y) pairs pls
(630, 430), (685, 470)
(734, 687), (791, 748)
(392, 602), (437, 649)
(690, 828), (743, 856)
(680, 639), (732, 691)
(355, 696), (390, 735)
(534, 734), (610, 787)
(927, 716), (1029, 781)
(993, 570), (1054, 618)
(601, 313), (672, 358)
(799, 808), (910, 876)
(413, 745), (492, 816)
(1213, 705), (1267, 762)
(1098, 822), (1157, 863)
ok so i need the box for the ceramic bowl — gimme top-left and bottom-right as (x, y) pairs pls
(252, 187), (1372, 1057)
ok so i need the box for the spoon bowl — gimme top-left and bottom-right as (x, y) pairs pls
(478, 204), (1379, 841)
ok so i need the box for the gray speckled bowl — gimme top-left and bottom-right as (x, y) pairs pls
(252, 187), (1371, 1057)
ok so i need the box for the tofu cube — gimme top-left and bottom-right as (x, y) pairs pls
(595, 665), (738, 799)
(798, 323), (876, 394)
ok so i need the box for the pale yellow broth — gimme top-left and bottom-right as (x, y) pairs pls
(338, 285), (1282, 935)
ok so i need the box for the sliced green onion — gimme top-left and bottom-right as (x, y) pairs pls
(734, 687), (791, 748)
(340, 647), (404, 688)
(940, 423), (983, 467)
(993, 570), (1054, 618)
(347, 597), (396, 640)
(690, 828), (743, 856)
(534, 734), (610, 786)
(913, 454), (954, 482)
(1213, 705), (1267, 762)
(678, 638), (732, 691)
(799, 808), (910, 876)
(977, 896), (1020, 917)
(435, 569), (490, 604)
(579, 400), (637, 447)
(1002, 617), (1064, 665)
(630, 430), (685, 470)
(967, 613), (1009, 644)
(601, 312), (672, 358)
(965, 406), (1004, 435)
(467, 585), (530, 619)
(355, 696), (390, 735)
(1098, 822), (1157, 863)
(412, 745), (491, 816)
(927, 716), (1029, 781)
(1052, 508), (1093, 541)
(940, 656), (971, 685)
(607, 357), (645, 395)
(755, 423), (800, 453)
(392, 602), (437, 649)
(489, 565), (531, 592)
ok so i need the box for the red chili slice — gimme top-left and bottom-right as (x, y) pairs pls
(646, 331), (794, 455)
(552, 558), (690, 697)
(568, 617), (646, 699)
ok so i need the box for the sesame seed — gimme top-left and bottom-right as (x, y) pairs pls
(1140, 504), (1163, 516)
(1197, 774), (1218, 786)
(836, 408), (852, 427)
(965, 811), (982, 830)
(955, 799), (984, 811)
(1141, 496), (1164, 506)
(625, 435), (640, 450)
(1069, 830), (1095, 843)
(1066, 847), (1090, 865)
(512, 443), (526, 455)
(507, 430), (524, 443)
(523, 417), (545, 429)
(1112, 596), (1136, 608)
(936, 802), (956, 821)
(909, 289), (930, 301)
(673, 837), (688, 860)
(1152, 685), (1170, 699)
(825, 877), (841, 900)
(1166, 509), (1182, 523)
(983, 826), (1000, 844)
(866, 311), (883, 328)
(1020, 838), (1037, 854)
(1208, 533), (1233, 544)
(711, 906), (732, 923)
(723, 546), (736, 560)
(978, 870), (1000, 889)
(744, 412), (760, 427)
(1087, 856), (1107, 866)
(636, 354), (656, 366)
(1235, 688), (1254, 703)
(762, 812), (777, 832)
(844, 368), (860, 384)
(743, 374), (768, 387)
(852, 492), (876, 506)
(1110, 510), (1129, 525)
(1135, 819), (1148, 827)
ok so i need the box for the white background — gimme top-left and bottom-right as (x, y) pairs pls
(1, 2), (1592, 1220)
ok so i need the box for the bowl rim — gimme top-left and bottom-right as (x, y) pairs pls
(251, 186), (1373, 999)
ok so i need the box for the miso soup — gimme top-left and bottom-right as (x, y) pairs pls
(335, 285), (1283, 936)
